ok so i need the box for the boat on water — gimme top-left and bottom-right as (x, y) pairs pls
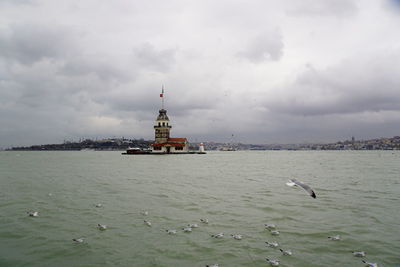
(219, 146), (236, 151)
(122, 147), (151, 155)
(219, 134), (237, 151)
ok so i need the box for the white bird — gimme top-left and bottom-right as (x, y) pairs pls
(182, 227), (192, 232)
(206, 264), (218, 267)
(200, 218), (209, 224)
(266, 258), (280, 266)
(279, 248), (292, 256)
(286, 178), (316, 198)
(211, 233), (224, 238)
(328, 235), (341, 241)
(166, 229), (177, 235)
(95, 203), (102, 208)
(97, 224), (107, 230)
(231, 234), (242, 240)
(27, 211), (39, 217)
(188, 223), (198, 228)
(141, 211), (149, 216)
(144, 220), (151, 227)
(362, 260), (378, 267)
(264, 224), (276, 229)
(265, 241), (279, 248)
(352, 251), (366, 257)
(270, 230), (280, 235)
(72, 238), (84, 243)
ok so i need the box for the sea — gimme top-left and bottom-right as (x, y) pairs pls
(0, 150), (399, 267)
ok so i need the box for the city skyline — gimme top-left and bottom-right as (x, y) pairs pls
(1, 0), (400, 148)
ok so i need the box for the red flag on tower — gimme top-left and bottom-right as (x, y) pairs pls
(160, 87), (164, 97)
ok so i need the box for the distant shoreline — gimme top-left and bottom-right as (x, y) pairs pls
(5, 135), (400, 151)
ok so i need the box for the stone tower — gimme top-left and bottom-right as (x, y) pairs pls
(154, 109), (171, 144)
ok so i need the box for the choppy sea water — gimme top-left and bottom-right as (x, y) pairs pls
(0, 150), (399, 267)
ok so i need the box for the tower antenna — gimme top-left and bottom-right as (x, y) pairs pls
(160, 85), (165, 109)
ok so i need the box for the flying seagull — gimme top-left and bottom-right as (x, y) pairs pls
(279, 248), (292, 256)
(266, 258), (280, 266)
(328, 235), (341, 241)
(166, 229), (177, 235)
(265, 241), (279, 248)
(352, 251), (366, 257)
(264, 224), (276, 230)
(200, 218), (209, 224)
(97, 224), (107, 230)
(211, 233), (224, 238)
(27, 211), (39, 217)
(286, 178), (316, 198)
(182, 227), (192, 233)
(231, 234), (242, 240)
(362, 260), (378, 267)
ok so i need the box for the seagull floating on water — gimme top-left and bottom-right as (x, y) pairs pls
(206, 264), (218, 267)
(352, 251), (366, 257)
(200, 218), (209, 224)
(231, 234), (242, 240)
(279, 248), (292, 256)
(270, 230), (280, 235)
(188, 223), (198, 228)
(95, 203), (102, 208)
(286, 178), (316, 198)
(265, 241), (279, 248)
(72, 238), (84, 243)
(328, 235), (341, 241)
(27, 211), (39, 217)
(211, 233), (224, 238)
(264, 224), (276, 229)
(141, 211), (149, 216)
(166, 229), (177, 235)
(182, 227), (192, 232)
(266, 258), (280, 266)
(98, 224), (107, 230)
(144, 220), (152, 227)
(362, 260), (378, 267)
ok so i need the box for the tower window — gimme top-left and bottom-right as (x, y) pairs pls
(162, 122), (165, 126)
(158, 122), (161, 126)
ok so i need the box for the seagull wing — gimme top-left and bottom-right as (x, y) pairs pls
(290, 179), (316, 198)
(286, 180), (296, 187)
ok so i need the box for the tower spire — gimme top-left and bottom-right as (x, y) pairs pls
(160, 85), (165, 109)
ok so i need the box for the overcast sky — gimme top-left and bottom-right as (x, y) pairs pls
(1, 0), (400, 147)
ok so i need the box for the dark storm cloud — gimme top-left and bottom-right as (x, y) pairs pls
(285, 0), (358, 17)
(0, 24), (77, 64)
(266, 53), (400, 116)
(237, 29), (284, 62)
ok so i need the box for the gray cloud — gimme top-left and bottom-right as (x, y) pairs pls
(285, 0), (358, 17)
(132, 43), (177, 72)
(1, 0), (400, 148)
(0, 24), (77, 64)
(238, 29), (284, 63)
(266, 52), (400, 116)
(60, 56), (131, 82)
